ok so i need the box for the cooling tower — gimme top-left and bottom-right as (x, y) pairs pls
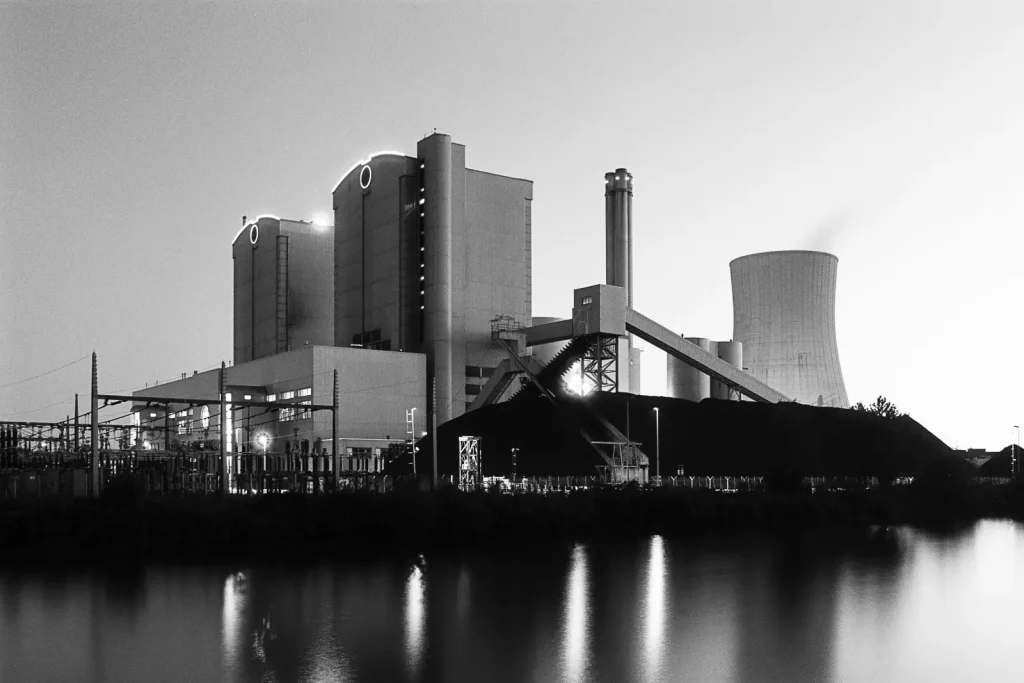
(730, 251), (849, 408)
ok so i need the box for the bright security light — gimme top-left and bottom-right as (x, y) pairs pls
(312, 212), (334, 227)
(256, 433), (270, 451)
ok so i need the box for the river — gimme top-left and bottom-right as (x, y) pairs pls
(2, 520), (1022, 682)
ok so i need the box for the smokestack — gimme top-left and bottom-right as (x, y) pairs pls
(604, 168), (633, 307)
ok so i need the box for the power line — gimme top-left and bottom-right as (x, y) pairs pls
(4, 398), (74, 417)
(0, 354), (90, 389)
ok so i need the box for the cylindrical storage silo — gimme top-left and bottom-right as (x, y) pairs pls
(667, 337), (713, 402)
(710, 341), (743, 400)
(730, 251), (849, 407)
(529, 316), (570, 366)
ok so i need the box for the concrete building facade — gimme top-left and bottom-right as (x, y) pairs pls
(132, 346), (426, 468)
(730, 250), (849, 408)
(332, 134), (533, 425)
(232, 216), (334, 364)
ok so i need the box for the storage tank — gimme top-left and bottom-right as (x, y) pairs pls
(667, 337), (713, 402)
(529, 316), (570, 366)
(710, 341), (743, 400)
(730, 250), (849, 407)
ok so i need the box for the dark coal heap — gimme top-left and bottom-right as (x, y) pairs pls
(407, 394), (971, 481)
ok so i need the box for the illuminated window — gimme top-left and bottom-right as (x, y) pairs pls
(149, 412), (157, 418)
(267, 394), (276, 402)
(582, 296), (593, 305)
(297, 388), (312, 397)
(243, 394), (252, 400)
(201, 406), (210, 429)
(281, 390), (295, 400)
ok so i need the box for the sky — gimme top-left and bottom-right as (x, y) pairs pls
(1, 0), (1022, 450)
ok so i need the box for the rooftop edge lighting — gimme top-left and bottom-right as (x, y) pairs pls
(231, 214), (281, 245)
(332, 150), (408, 193)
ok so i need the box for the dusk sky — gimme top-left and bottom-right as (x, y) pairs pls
(2, 0), (1021, 450)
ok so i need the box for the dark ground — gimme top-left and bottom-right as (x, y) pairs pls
(2, 480), (1021, 567)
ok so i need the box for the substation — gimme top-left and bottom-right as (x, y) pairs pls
(5, 131), (942, 501)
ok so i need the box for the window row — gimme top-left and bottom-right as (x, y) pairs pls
(279, 401), (312, 422)
(267, 387), (311, 402)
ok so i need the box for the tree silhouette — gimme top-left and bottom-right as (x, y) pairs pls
(852, 395), (903, 419)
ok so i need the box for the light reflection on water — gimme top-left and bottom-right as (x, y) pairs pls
(562, 544), (590, 683)
(404, 563), (426, 678)
(640, 535), (667, 682)
(222, 572), (246, 680)
(2, 520), (1024, 683)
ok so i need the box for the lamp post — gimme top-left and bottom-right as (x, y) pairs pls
(1014, 425), (1020, 479)
(653, 407), (660, 483)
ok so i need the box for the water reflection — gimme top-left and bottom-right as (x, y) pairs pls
(405, 563), (426, 677)
(222, 572), (247, 680)
(4, 523), (1024, 683)
(562, 544), (590, 683)
(640, 535), (667, 682)
(734, 535), (841, 683)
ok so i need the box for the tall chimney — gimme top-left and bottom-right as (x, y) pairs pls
(604, 168), (633, 307)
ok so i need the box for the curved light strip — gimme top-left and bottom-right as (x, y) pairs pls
(331, 150), (408, 193)
(231, 213), (281, 245)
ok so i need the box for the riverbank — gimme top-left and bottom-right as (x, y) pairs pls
(1, 481), (1021, 566)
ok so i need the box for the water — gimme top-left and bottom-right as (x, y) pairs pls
(2, 520), (1023, 683)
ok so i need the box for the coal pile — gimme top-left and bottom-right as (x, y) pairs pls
(407, 394), (971, 481)
(977, 446), (1022, 478)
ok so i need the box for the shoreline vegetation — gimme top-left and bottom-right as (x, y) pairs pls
(1, 478), (1021, 567)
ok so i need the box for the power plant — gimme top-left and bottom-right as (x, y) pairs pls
(5, 130), (901, 493)
(119, 133), (841, 481)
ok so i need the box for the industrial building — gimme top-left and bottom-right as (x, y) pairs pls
(332, 134), (533, 422)
(132, 345), (425, 471)
(232, 216), (335, 364)
(131, 133), (534, 474)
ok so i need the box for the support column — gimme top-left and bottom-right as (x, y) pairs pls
(90, 352), (98, 497)
(74, 393), (79, 450)
(220, 362), (228, 496)
(332, 369), (338, 493)
(432, 382), (438, 489)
